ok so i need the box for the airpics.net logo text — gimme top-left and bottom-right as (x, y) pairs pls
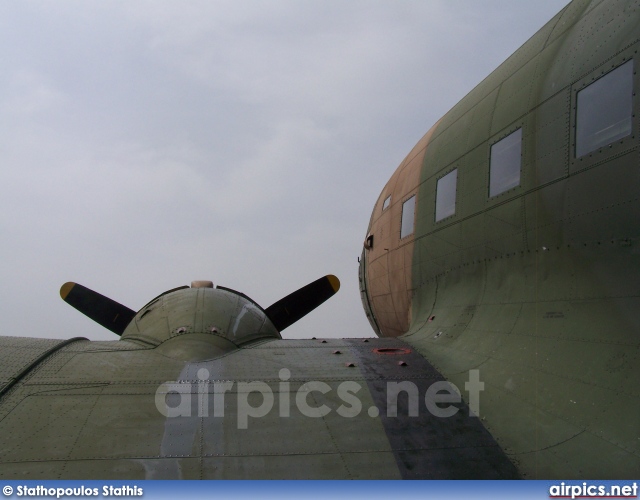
(154, 368), (485, 429)
(549, 482), (638, 499)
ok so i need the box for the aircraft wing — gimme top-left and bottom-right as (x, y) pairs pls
(0, 333), (518, 479)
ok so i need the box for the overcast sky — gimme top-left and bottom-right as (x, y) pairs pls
(0, 1), (569, 342)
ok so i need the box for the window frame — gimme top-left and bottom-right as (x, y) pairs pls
(570, 54), (637, 173)
(382, 195), (391, 212)
(571, 57), (637, 162)
(489, 127), (523, 199)
(435, 168), (458, 222)
(400, 195), (416, 240)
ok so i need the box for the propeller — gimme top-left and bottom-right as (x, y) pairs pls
(60, 282), (136, 336)
(60, 275), (340, 335)
(265, 275), (340, 331)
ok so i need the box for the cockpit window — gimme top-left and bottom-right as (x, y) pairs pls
(400, 195), (416, 239)
(382, 195), (391, 211)
(576, 60), (633, 158)
(435, 169), (457, 221)
(489, 128), (522, 198)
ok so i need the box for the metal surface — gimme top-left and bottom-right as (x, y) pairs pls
(0, 335), (515, 479)
(360, 0), (640, 478)
(0, 337), (86, 397)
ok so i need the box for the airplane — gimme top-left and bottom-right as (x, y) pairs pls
(0, 0), (637, 479)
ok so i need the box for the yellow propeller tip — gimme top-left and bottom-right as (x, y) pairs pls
(60, 282), (76, 300)
(327, 275), (340, 293)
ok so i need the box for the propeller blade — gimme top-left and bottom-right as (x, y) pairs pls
(265, 275), (340, 332)
(60, 282), (136, 335)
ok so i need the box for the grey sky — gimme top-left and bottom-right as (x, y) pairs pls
(0, 1), (569, 341)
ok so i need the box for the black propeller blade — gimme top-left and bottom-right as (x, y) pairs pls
(265, 274), (340, 332)
(60, 282), (136, 336)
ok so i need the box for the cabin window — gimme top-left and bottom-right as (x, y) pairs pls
(400, 195), (416, 239)
(435, 169), (457, 222)
(489, 128), (522, 197)
(382, 195), (391, 211)
(576, 60), (633, 158)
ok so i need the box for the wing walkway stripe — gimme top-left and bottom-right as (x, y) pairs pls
(346, 338), (520, 479)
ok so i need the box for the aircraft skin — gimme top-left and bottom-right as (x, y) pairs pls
(0, 0), (637, 480)
(360, 0), (639, 478)
(0, 280), (518, 479)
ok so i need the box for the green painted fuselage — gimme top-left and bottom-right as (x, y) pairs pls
(360, 0), (639, 478)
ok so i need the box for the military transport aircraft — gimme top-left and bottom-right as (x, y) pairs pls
(0, 0), (638, 479)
